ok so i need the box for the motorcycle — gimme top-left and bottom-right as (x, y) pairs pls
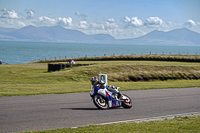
(90, 82), (132, 109)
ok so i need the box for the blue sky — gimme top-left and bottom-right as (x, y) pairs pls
(0, 0), (200, 39)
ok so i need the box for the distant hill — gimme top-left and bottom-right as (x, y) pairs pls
(0, 25), (116, 43)
(0, 25), (200, 45)
(119, 28), (200, 45)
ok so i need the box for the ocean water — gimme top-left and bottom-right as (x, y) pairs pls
(0, 41), (200, 64)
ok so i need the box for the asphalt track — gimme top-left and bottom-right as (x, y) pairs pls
(0, 87), (200, 133)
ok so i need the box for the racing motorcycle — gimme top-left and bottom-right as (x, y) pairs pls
(90, 82), (132, 109)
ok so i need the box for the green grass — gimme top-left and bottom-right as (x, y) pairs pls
(34, 54), (200, 63)
(20, 115), (200, 133)
(0, 60), (200, 96)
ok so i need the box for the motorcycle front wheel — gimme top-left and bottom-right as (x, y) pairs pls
(93, 95), (108, 109)
(121, 94), (132, 109)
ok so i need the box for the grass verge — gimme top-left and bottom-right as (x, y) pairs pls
(0, 60), (200, 96)
(20, 115), (200, 133)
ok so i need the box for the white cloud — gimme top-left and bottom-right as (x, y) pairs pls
(1, 8), (200, 39)
(0, 8), (74, 28)
(123, 16), (131, 23)
(0, 19), (26, 28)
(183, 19), (197, 28)
(77, 20), (120, 38)
(1, 8), (19, 19)
(17, 21), (26, 27)
(89, 22), (105, 30)
(82, 20), (119, 34)
(35, 16), (72, 27)
(79, 21), (88, 29)
(57, 17), (72, 26)
(101, 18), (118, 30)
(105, 22), (118, 29)
(130, 17), (143, 27)
(144, 17), (163, 27)
(123, 16), (143, 27)
(38, 16), (56, 25)
(25, 10), (34, 19)
(107, 18), (115, 23)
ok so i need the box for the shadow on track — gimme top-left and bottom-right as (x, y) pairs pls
(60, 108), (98, 110)
(61, 107), (124, 110)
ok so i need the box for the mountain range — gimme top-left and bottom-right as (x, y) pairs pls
(0, 25), (200, 45)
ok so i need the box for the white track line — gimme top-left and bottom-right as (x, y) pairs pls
(71, 112), (200, 128)
(98, 112), (200, 125)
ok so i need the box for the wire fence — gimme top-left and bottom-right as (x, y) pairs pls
(35, 51), (200, 62)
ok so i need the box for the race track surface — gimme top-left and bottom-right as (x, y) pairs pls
(0, 87), (200, 132)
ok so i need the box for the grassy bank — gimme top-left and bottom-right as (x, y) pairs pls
(21, 115), (200, 133)
(34, 54), (200, 63)
(0, 60), (200, 96)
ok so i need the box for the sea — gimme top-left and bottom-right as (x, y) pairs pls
(0, 41), (200, 64)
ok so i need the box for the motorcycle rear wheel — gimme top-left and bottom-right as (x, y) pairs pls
(93, 95), (108, 109)
(121, 94), (132, 109)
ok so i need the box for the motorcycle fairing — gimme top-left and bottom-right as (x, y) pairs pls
(112, 98), (122, 107)
(90, 86), (122, 108)
(108, 91), (122, 107)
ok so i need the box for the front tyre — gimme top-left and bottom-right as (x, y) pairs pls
(93, 95), (108, 109)
(121, 94), (132, 109)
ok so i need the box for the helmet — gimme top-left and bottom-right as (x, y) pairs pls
(90, 76), (98, 85)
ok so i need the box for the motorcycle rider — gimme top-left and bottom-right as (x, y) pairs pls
(90, 76), (122, 99)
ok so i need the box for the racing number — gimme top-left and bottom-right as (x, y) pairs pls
(101, 75), (105, 82)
